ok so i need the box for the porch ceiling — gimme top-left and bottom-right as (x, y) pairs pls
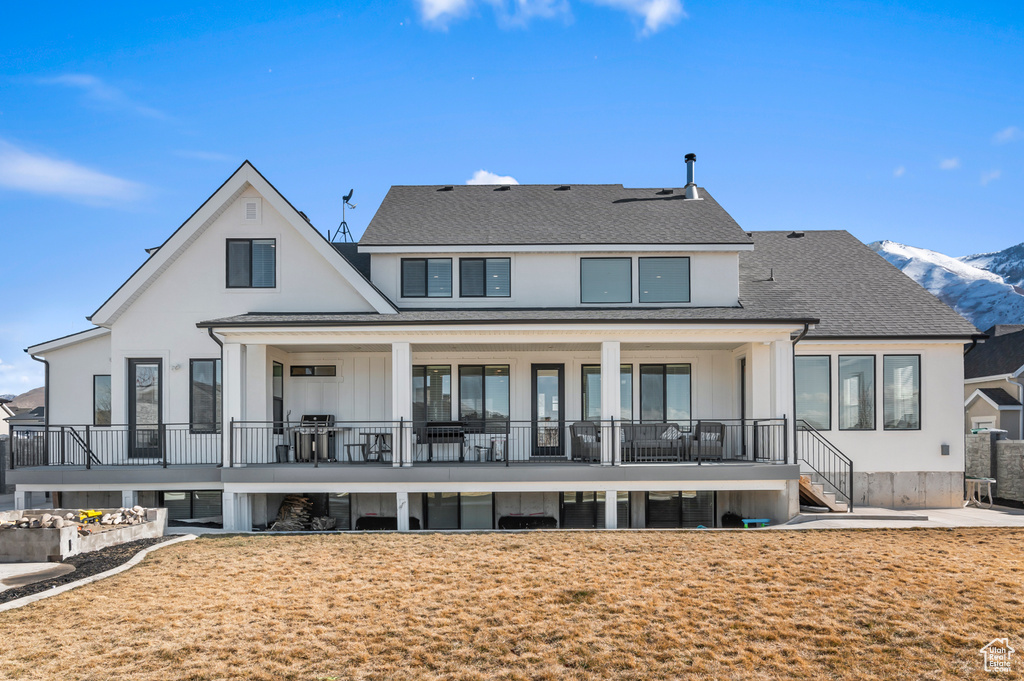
(269, 341), (745, 353)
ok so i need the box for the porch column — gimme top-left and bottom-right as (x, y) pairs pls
(600, 341), (621, 466)
(603, 490), (618, 529)
(244, 344), (269, 422)
(222, 343), (244, 467)
(222, 491), (236, 530)
(396, 491), (410, 531)
(14, 488), (27, 510)
(391, 342), (413, 467)
(121, 490), (137, 508)
(749, 342), (773, 418)
(770, 339), (795, 463)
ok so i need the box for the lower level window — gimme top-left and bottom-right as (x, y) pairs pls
(561, 491), (630, 528)
(884, 355), (920, 430)
(422, 492), (493, 529)
(159, 490), (222, 522)
(645, 491), (714, 528)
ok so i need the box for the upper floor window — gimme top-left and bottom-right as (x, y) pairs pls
(580, 258), (631, 304)
(402, 258), (452, 298)
(460, 258), (510, 297)
(639, 257), (690, 303)
(227, 239), (276, 288)
(883, 355), (920, 430)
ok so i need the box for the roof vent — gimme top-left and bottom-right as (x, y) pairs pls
(438, 186), (454, 192)
(554, 185), (571, 191)
(684, 153), (699, 200)
(298, 211), (311, 223)
(495, 185), (511, 191)
(787, 231), (805, 239)
(657, 189), (674, 195)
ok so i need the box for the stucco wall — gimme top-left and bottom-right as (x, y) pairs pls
(43, 333), (111, 425)
(369, 251), (741, 309)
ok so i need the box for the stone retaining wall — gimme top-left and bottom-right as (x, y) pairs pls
(964, 433), (1024, 504)
(0, 508), (167, 563)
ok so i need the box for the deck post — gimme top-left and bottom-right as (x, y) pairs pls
(391, 342), (413, 467)
(222, 342), (244, 468)
(600, 341), (621, 466)
(396, 491), (410, 531)
(603, 490), (618, 529)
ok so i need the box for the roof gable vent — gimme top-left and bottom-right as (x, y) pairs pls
(243, 198), (262, 223)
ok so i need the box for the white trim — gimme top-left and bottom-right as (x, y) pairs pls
(965, 374), (1014, 384)
(89, 162), (396, 326)
(965, 388), (1023, 411)
(222, 478), (789, 494)
(359, 243), (755, 254)
(26, 327), (110, 355)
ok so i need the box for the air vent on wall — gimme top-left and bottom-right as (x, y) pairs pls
(244, 199), (261, 223)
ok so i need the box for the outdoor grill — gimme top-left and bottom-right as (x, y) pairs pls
(295, 414), (336, 462)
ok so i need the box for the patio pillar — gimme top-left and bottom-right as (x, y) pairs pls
(121, 490), (137, 508)
(14, 488), (27, 510)
(771, 339), (795, 463)
(244, 344), (269, 422)
(600, 341), (621, 466)
(603, 490), (618, 529)
(396, 491), (410, 531)
(391, 342), (413, 467)
(222, 343), (244, 467)
(222, 491), (236, 530)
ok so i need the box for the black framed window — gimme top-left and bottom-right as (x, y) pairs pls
(639, 257), (690, 303)
(190, 359), (222, 433)
(883, 355), (920, 430)
(421, 492), (493, 530)
(273, 362), (284, 435)
(458, 365), (510, 433)
(795, 356), (831, 430)
(460, 258), (511, 297)
(93, 375), (111, 426)
(839, 355), (875, 430)
(226, 239), (276, 288)
(402, 258), (452, 297)
(580, 257), (631, 303)
(413, 365), (452, 423)
(560, 491), (630, 529)
(639, 364), (691, 423)
(581, 365), (633, 421)
(159, 491), (223, 522)
(290, 365), (336, 377)
(645, 491), (715, 528)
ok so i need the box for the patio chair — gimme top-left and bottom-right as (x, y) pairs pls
(692, 421), (725, 461)
(569, 421), (601, 462)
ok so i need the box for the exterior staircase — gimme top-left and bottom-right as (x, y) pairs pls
(799, 475), (849, 513)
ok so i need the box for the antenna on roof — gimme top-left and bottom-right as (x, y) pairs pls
(330, 189), (357, 242)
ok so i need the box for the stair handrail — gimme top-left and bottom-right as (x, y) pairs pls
(795, 419), (853, 511)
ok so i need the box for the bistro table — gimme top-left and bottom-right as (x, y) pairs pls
(965, 476), (996, 509)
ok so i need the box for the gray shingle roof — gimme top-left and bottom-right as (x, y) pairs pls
(360, 185), (753, 246)
(200, 230), (979, 339)
(977, 387), (1022, 407)
(965, 325), (1024, 378)
(741, 231), (979, 339)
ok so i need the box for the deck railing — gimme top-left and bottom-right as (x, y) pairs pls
(8, 424), (222, 468)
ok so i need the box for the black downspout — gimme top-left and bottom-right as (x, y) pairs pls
(207, 328), (225, 468)
(964, 333), (985, 356)
(28, 351), (49, 476)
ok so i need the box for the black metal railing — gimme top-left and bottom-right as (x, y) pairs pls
(615, 418), (788, 464)
(229, 418), (790, 466)
(795, 419), (853, 510)
(8, 424), (222, 468)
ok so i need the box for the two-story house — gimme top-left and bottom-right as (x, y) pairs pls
(8, 157), (979, 529)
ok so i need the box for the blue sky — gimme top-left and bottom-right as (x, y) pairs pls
(1, 0), (1022, 394)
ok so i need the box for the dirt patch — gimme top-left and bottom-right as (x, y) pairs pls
(0, 536), (171, 604)
(0, 529), (1022, 680)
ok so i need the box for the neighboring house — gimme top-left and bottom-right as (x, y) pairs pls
(0, 399), (15, 438)
(8, 158), (978, 528)
(964, 325), (1024, 438)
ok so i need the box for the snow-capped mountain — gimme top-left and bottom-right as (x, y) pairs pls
(870, 240), (1024, 332)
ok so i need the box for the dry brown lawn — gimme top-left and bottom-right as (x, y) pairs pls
(1, 528), (1022, 680)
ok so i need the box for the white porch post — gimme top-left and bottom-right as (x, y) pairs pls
(14, 488), (27, 510)
(244, 344), (269, 422)
(604, 490), (618, 529)
(121, 490), (137, 508)
(222, 491), (236, 530)
(770, 339), (795, 463)
(749, 342), (773, 419)
(600, 341), (621, 466)
(222, 343), (244, 467)
(396, 491), (410, 531)
(391, 342), (413, 467)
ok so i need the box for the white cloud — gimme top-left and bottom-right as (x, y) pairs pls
(893, 166), (905, 178)
(38, 74), (167, 120)
(414, 0), (682, 33)
(584, 0), (685, 34)
(173, 150), (234, 162)
(980, 170), (1001, 186)
(467, 169), (520, 184)
(993, 126), (1023, 145)
(938, 158), (960, 170)
(0, 139), (146, 203)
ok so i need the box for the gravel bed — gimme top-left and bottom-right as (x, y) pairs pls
(0, 536), (173, 604)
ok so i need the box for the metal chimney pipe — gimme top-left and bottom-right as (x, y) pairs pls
(684, 153), (699, 199)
